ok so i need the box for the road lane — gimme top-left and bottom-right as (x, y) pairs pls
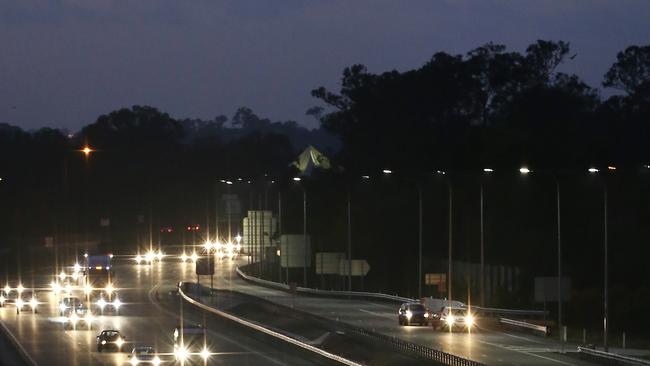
(0, 260), (339, 366)
(204, 257), (595, 366)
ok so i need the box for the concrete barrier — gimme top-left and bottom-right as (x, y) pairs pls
(578, 346), (650, 365)
(177, 282), (362, 366)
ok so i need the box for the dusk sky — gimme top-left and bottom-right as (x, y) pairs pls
(1, 1), (649, 131)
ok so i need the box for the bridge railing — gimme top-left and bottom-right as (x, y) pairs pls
(351, 325), (486, 366)
(499, 318), (550, 336)
(578, 346), (650, 365)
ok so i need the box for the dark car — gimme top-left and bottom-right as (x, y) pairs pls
(398, 303), (430, 326)
(96, 329), (126, 352)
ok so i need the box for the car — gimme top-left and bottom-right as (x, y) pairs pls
(435, 306), (476, 331)
(173, 324), (210, 361)
(129, 345), (161, 365)
(59, 296), (83, 316)
(64, 305), (95, 329)
(96, 329), (126, 352)
(398, 302), (430, 326)
(15, 291), (39, 314)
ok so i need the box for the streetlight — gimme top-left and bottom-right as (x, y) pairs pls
(480, 168), (494, 307)
(294, 178), (308, 287)
(80, 146), (94, 157)
(589, 165), (614, 352)
(435, 170), (452, 304)
(519, 166), (562, 339)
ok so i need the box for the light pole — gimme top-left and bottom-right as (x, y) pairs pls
(480, 168), (495, 307)
(418, 184), (423, 299)
(435, 170), (453, 304)
(519, 166), (563, 336)
(383, 169), (425, 299)
(347, 186), (353, 292)
(589, 166), (614, 352)
(293, 177), (308, 287)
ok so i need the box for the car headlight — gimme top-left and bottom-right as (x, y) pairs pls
(201, 348), (211, 360)
(446, 315), (456, 326)
(101, 340), (107, 345)
(465, 314), (475, 327)
(405, 310), (412, 319)
(105, 284), (114, 294)
(115, 338), (124, 348)
(424, 312), (429, 318)
(59, 303), (67, 312)
(135, 255), (142, 264)
(0, 295), (5, 303)
(69, 313), (79, 323)
(84, 314), (94, 323)
(97, 298), (107, 309)
(130, 356), (139, 366)
(112, 298), (122, 309)
(29, 298), (38, 309)
(175, 346), (189, 361)
(152, 356), (161, 366)
(16, 299), (24, 308)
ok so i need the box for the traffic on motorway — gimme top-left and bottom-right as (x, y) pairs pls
(0, 242), (246, 365)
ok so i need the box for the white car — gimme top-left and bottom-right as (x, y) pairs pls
(435, 306), (475, 331)
(15, 291), (39, 314)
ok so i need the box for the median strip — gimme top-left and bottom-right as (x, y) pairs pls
(177, 283), (363, 366)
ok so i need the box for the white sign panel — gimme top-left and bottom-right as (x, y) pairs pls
(339, 259), (370, 276)
(315, 252), (344, 274)
(280, 234), (311, 268)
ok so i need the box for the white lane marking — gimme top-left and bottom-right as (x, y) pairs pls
(358, 308), (395, 320)
(0, 318), (39, 366)
(147, 284), (289, 366)
(493, 329), (546, 344)
(477, 339), (577, 366)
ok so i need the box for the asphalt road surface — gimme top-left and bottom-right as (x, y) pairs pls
(206, 258), (597, 366)
(0, 254), (629, 366)
(0, 258), (340, 366)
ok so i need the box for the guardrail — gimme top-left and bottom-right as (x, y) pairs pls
(177, 282), (362, 366)
(185, 281), (484, 366)
(475, 306), (548, 318)
(236, 266), (549, 319)
(351, 326), (486, 366)
(578, 346), (650, 365)
(236, 267), (415, 303)
(499, 318), (550, 336)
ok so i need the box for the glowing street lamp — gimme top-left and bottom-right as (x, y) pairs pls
(81, 146), (93, 157)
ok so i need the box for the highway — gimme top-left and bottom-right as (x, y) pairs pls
(0, 258), (341, 366)
(207, 258), (596, 366)
(0, 254), (632, 366)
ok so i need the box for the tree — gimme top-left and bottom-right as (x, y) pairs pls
(603, 45), (650, 94)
